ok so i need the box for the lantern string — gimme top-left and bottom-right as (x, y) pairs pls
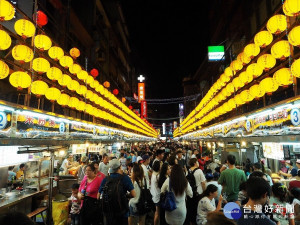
(125, 93), (201, 103)
(281, 0), (294, 87)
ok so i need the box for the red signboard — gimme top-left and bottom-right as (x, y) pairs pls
(141, 100), (147, 118)
(138, 83), (145, 103)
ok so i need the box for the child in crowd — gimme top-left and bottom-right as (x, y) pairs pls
(69, 183), (81, 225)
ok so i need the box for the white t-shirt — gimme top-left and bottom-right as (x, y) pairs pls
(194, 169), (206, 195)
(141, 164), (150, 188)
(196, 197), (216, 225)
(68, 195), (80, 214)
(60, 159), (69, 174)
(150, 172), (160, 203)
(99, 162), (109, 176)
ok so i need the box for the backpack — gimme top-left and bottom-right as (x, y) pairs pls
(186, 168), (199, 198)
(101, 175), (129, 216)
(136, 178), (154, 214)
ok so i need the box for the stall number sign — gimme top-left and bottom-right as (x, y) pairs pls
(291, 108), (300, 126)
(0, 112), (7, 129)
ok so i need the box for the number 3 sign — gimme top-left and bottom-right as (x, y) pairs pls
(0, 112), (7, 130)
(291, 108), (300, 126)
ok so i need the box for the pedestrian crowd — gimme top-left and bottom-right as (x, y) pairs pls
(3, 142), (299, 225)
(66, 142), (300, 225)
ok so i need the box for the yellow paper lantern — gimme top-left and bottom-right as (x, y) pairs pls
(59, 56), (73, 68)
(246, 63), (263, 79)
(86, 90), (93, 100)
(239, 71), (253, 85)
(70, 48), (80, 59)
(291, 58), (300, 78)
(9, 72), (31, 90)
(87, 75), (94, 86)
(57, 93), (70, 106)
(76, 85), (87, 96)
(48, 46), (64, 61)
(34, 35), (52, 51)
(0, 60), (9, 79)
(226, 82), (235, 95)
(69, 64), (82, 75)
(288, 26), (300, 47)
(230, 60), (243, 72)
(94, 80), (100, 90)
(228, 98), (236, 110)
(257, 54), (276, 72)
(283, 0), (300, 17)
(14, 19), (36, 38)
(224, 67), (235, 78)
(58, 74), (72, 87)
(67, 79), (79, 91)
(240, 90), (254, 103)
(271, 40), (291, 60)
(267, 14), (287, 34)
(32, 58), (50, 74)
(249, 84), (265, 99)
(0, 0), (15, 21)
(244, 43), (260, 59)
(0, 30), (11, 50)
(259, 77), (278, 95)
(232, 77), (243, 90)
(76, 101), (86, 111)
(237, 52), (251, 65)
(234, 94), (245, 106)
(68, 97), (79, 109)
(45, 87), (61, 102)
(254, 30), (273, 48)
(273, 68), (293, 87)
(46, 67), (62, 81)
(77, 70), (88, 81)
(220, 73), (230, 84)
(12, 45), (34, 63)
(31, 80), (49, 97)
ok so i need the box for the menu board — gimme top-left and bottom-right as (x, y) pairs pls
(262, 142), (284, 160)
(0, 146), (29, 167)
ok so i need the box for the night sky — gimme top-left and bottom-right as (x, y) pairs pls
(120, 0), (211, 120)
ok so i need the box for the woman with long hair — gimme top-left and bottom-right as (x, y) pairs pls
(78, 163), (102, 225)
(161, 164), (193, 225)
(158, 162), (171, 225)
(196, 184), (223, 225)
(128, 163), (147, 225)
(269, 183), (295, 225)
(150, 160), (162, 225)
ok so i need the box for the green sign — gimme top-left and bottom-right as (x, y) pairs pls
(208, 46), (225, 61)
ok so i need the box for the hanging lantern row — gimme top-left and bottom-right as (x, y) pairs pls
(0, 8), (156, 136)
(179, 13), (300, 135)
(180, 66), (297, 134)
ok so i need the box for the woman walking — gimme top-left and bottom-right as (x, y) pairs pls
(161, 164), (193, 225)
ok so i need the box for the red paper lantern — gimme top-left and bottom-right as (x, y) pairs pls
(34, 11), (48, 27)
(90, 68), (99, 78)
(129, 105), (133, 110)
(103, 81), (110, 88)
(113, 89), (119, 95)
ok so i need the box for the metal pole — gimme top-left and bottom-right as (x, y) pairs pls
(47, 148), (54, 225)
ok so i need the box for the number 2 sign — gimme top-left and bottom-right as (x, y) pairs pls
(0, 112), (7, 130)
(291, 108), (300, 126)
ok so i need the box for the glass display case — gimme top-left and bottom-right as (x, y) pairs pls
(25, 157), (50, 191)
